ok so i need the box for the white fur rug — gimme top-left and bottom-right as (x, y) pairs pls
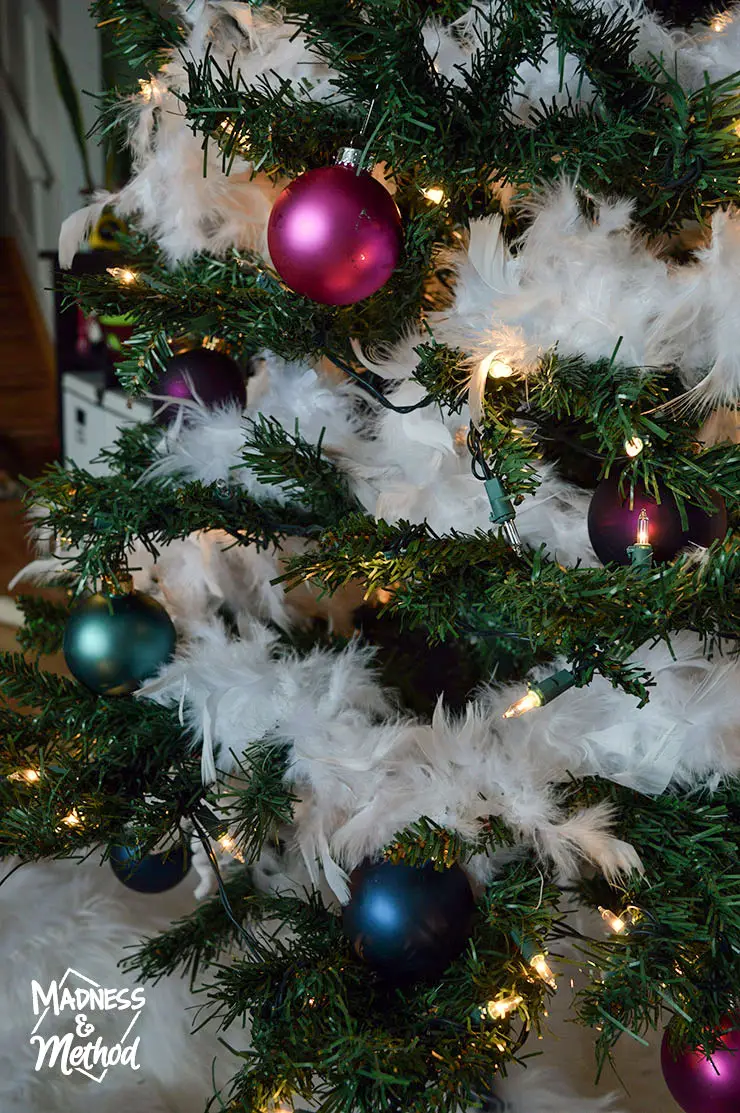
(0, 855), (676, 1113)
(0, 855), (242, 1113)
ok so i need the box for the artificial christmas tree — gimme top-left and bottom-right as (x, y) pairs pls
(4, 0), (740, 1110)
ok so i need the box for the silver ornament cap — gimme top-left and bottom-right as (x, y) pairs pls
(335, 146), (363, 168)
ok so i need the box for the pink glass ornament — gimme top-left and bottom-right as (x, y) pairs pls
(661, 1020), (740, 1113)
(267, 152), (402, 306)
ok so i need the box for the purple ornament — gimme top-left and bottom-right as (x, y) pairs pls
(267, 156), (402, 306)
(588, 472), (727, 565)
(662, 1020), (740, 1113)
(154, 348), (246, 425)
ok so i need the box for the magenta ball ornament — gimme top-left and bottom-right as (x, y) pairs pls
(661, 1020), (740, 1113)
(153, 348), (246, 424)
(267, 156), (402, 306)
(587, 472), (727, 565)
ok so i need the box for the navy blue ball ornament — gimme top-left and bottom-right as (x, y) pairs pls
(588, 472), (727, 566)
(109, 841), (192, 894)
(342, 859), (475, 983)
(63, 590), (176, 696)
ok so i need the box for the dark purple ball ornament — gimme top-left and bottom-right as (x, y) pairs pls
(267, 149), (402, 306)
(661, 1018), (740, 1113)
(588, 472), (727, 565)
(154, 348), (246, 424)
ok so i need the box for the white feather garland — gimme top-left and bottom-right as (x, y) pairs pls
(440, 182), (740, 409)
(136, 616), (646, 898)
(145, 354), (365, 501)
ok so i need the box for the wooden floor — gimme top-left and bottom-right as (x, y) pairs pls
(0, 238), (64, 668)
(0, 237), (58, 477)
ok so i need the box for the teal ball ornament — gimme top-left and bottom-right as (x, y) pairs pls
(342, 859), (475, 984)
(63, 591), (176, 696)
(109, 841), (191, 893)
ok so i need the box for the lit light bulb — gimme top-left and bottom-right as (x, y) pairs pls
(138, 77), (163, 102)
(529, 953), (557, 988)
(599, 907), (627, 934)
(61, 809), (82, 828)
(503, 689), (542, 719)
(218, 833), (245, 862)
(624, 436), (644, 458)
(628, 510), (653, 567)
(8, 768), (40, 784)
(106, 267), (136, 285)
(486, 994), (523, 1019)
(711, 11), (732, 30)
(421, 186), (445, 204)
(479, 353), (513, 379)
(454, 425), (468, 447)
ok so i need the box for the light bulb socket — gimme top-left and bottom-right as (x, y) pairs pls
(485, 476), (515, 525)
(627, 543), (653, 568)
(530, 669), (576, 706)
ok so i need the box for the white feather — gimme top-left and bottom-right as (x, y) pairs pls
(495, 1066), (629, 1113)
(649, 208), (740, 408)
(146, 355), (365, 503)
(440, 181), (740, 413)
(58, 198), (110, 269)
(509, 38), (597, 126)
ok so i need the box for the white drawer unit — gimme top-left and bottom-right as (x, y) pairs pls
(62, 372), (151, 476)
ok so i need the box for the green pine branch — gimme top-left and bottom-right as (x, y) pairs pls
(27, 424), (345, 592)
(14, 595), (70, 657)
(0, 650), (202, 858)
(122, 867), (272, 985)
(573, 779), (740, 1071)
(242, 417), (362, 522)
(199, 865), (553, 1113)
(278, 513), (740, 701)
(214, 743), (298, 865)
(90, 0), (185, 72)
(177, 0), (740, 231)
